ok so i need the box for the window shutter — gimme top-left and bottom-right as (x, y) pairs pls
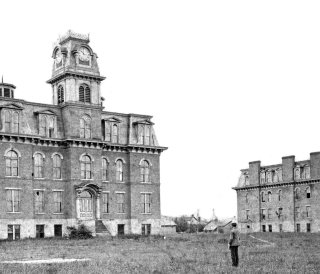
(85, 86), (91, 103)
(79, 86), (85, 102)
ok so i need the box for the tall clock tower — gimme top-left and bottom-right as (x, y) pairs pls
(47, 30), (106, 106)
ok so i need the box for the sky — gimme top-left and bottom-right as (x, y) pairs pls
(1, 0), (320, 220)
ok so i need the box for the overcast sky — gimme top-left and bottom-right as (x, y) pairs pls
(1, 1), (320, 220)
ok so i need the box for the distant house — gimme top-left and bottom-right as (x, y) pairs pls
(204, 218), (234, 233)
(161, 216), (177, 235)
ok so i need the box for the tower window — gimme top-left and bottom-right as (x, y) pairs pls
(4, 88), (10, 97)
(79, 85), (91, 103)
(57, 85), (64, 104)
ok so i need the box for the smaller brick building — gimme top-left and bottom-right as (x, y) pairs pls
(234, 152), (320, 233)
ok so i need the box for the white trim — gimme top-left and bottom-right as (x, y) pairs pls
(4, 147), (21, 158)
(115, 157), (126, 164)
(33, 151), (46, 159)
(102, 191), (110, 193)
(53, 213), (64, 215)
(79, 153), (94, 162)
(140, 192), (153, 194)
(5, 187), (22, 190)
(102, 156), (110, 163)
(115, 191), (125, 194)
(52, 189), (64, 192)
(139, 158), (152, 166)
(51, 152), (63, 159)
(33, 189), (46, 191)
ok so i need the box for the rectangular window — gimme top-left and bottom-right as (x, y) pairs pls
(296, 223), (300, 232)
(261, 209), (266, 220)
(295, 207), (300, 218)
(279, 224), (283, 232)
(8, 225), (20, 240)
(35, 191), (44, 213)
(141, 193), (151, 214)
(246, 210), (250, 220)
(116, 193), (125, 213)
(102, 192), (109, 213)
(118, 224), (125, 235)
(268, 208), (272, 219)
(36, 225), (45, 238)
(105, 122), (111, 142)
(262, 225), (266, 232)
(54, 224), (62, 237)
(307, 223), (311, 232)
(142, 224), (151, 235)
(144, 126), (150, 145)
(278, 207), (283, 217)
(306, 206), (311, 217)
(53, 191), (62, 213)
(6, 189), (20, 212)
(268, 225), (272, 232)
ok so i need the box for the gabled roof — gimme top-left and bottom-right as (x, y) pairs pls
(34, 109), (57, 116)
(0, 103), (24, 110)
(103, 116), (122, 123)
(133, 119), (154, 126)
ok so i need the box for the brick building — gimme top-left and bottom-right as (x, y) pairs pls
(234, 153), (320, 233)
(0, 30), (167, 240)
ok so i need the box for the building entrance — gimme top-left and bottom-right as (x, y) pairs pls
(79, 191), (93, 219)
(75, 183), (101, 221)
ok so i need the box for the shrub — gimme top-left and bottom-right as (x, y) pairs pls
(66, 224), (93, 239)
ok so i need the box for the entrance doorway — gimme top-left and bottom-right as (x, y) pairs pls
(79, 191), (93, 219)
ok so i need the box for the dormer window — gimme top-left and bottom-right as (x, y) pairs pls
(38, 113), (56, 138)
(4, 110), (19, 134)
(79, 85), (91, 103)
(104, 117), (122, 143)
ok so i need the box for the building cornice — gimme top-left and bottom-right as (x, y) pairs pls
(46, 71), (106, 84)
(233, 178), (320, 191)
(0, 133), (167, 154)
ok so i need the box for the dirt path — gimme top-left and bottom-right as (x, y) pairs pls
(1, 258), (91, 264)
(249, 235), (275, 246)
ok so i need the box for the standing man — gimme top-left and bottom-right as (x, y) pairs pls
(228, 221), (240, 267)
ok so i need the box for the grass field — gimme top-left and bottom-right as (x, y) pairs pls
(0, 232), (320, 273)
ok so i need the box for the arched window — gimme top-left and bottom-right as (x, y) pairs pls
(116, 160), (123, 182)
(81, 155), (92, 179)
(261, 192), (265, 202)
(34, 153), (44, 178)
(278, 190), (282, 201)
(102, 158), (108, 181)
(57, 85), (64, 104)
(267, 191), (272, 202)
(53, 154), (62, 179)
(4, 110), (11, 132)
(80, 116), (91, 139)
(112, 124), (118, 143)
(245, 193), (249, 203)
(79, 85), (91, 103)
(295, 187), (300, 199)
(140, 160), (150, 182)
(5, 150), (18, 176)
